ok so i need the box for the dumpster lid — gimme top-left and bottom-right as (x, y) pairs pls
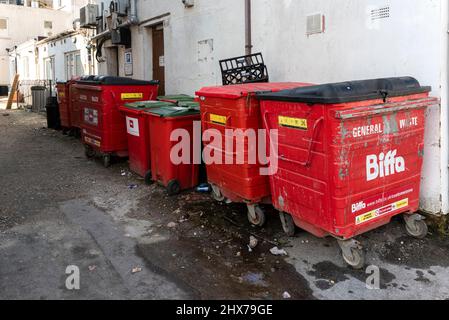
(196, 82), (313, 99)
(178, 101), (200, 108)
(77, 75), (159, 86)
(123, 100), (176, 110)
(145, 105), (200, 117)
(256, 77), (431, 104)
(157, 94), (195, 102)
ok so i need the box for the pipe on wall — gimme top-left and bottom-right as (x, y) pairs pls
(245, 0), (252, 55)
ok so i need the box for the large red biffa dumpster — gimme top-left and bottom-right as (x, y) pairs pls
(257, 77), (439, 268)
(196, 82), (312, 226)
(74, 76), (159, 167)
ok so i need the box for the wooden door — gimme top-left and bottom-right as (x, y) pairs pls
(152, 25), (165, 96)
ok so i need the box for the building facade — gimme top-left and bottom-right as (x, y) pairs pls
(1, 0), (89, 86)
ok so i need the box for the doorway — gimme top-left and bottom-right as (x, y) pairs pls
(152, 24), (165, 96)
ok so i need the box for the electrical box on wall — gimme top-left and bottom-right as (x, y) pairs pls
(182, 0), (194, 8)
(111, 27), (131, 47)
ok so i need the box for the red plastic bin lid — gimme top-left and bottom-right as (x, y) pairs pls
(195, 82), (313, 99)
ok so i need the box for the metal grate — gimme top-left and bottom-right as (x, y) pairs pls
(371, 6), (390, 21)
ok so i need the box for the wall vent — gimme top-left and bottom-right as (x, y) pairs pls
(306, 14), (325, 35)
(371, 6), (390, 21)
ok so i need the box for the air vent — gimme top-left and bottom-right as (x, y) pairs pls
(371, 6), (390, 21)
(306, 14), (325, 35)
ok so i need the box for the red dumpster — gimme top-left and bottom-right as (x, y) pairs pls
(146, 104), (200, 195)
(196, 82), (312, 226)
(74, 76), (159, 167)
(118, 100), (176, 183)
(56, 78), (79, 135)
(257, 77), (439, 268)
(56, 82), (70, 131)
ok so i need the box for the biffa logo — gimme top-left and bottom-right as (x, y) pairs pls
(366, 150), (405, 181)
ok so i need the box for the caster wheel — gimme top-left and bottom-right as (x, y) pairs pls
(338, 239), (365, 270)
(211, 185), (225, 202)
(341, 247), (365, 270)
(404, 214), (428, 239)
(167, 180), (181, 196)
(280, 212), (296, 236)
(247, 205), (266, 227)
(144, 171), (153, 185)
(84, 145), (95, 159)
(103, 155), (111, 168)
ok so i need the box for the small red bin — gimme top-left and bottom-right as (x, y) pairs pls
(118, 100), (176, 183)
(196, 82), (312, 226)
(257, 77), (439, 268)
(73, 76), (159, 167)
(145, 104), (201, 195)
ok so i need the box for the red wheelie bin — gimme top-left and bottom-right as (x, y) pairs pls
(196, 82), (312, 226)
(74, 76), (159, 167)
(118, 100), (176, 183)
(145, 104), (201, 195)
(56, 78), (79, 135)
(257, 77), (439, 268)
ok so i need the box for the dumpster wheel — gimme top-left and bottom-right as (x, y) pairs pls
(280, 212), (296, 236)
(84, 145), (95, 159)
(247, 204), (266, 227)
(144, 171), (154, 185)
(404, 214), (428, 239)
(338, 239), (365, 270)
(211, 185), (225, 202)
(102, 154), (111, 168)
(167, 180), (181, 196)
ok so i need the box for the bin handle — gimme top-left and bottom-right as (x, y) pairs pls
(262, 112), (323, 167)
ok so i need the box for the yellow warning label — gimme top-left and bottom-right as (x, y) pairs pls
(355, 198), (409, 225)
(210, 114), (227, 125)
(58, 92), (65, 97)
(279, 116), (308, 130)
(85, 136), (101, 147)
(121, 93), (143, 100)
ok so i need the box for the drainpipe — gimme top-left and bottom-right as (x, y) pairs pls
(245, 0), (252, 55)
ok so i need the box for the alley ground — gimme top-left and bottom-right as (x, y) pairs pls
(1, 109), (449, 300)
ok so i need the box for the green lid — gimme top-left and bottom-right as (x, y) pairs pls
(146, 105), (200, 118)
(157, 94), (195, 102)
(123, 100), (176, 110)
(178, 101), (200, 108)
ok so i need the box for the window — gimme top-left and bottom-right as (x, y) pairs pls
(44, 21), (53, 29)
(65, 51), (84, 80)
(0, 18), (8, 37)
(44, 57), (55, 81)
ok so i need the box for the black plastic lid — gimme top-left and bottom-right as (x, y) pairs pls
(76, 75), (159, 86)
(256, 77), (431, 104)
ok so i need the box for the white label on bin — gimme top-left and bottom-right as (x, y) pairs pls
(126, 116), (140, 137)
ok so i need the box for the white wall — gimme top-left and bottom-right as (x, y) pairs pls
(96, 0), (448, 215)
(0, 3), (73, 85)
(98, 0), (245, 93)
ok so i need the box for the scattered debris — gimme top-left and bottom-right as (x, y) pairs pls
(167, 222), (178, 228)
(131, 267), (142, 274)
(236, 251), (242, 257)
(196, 183), (211, 193)
(282, 291), (291, 299)
(249, 236), (259, 249)
(179, 213), (190, 223)
(2, 113), (9, 117)
(128, 184), (138, 190)
(270, 247), (288, 256)
(88, 265), (97, 271)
